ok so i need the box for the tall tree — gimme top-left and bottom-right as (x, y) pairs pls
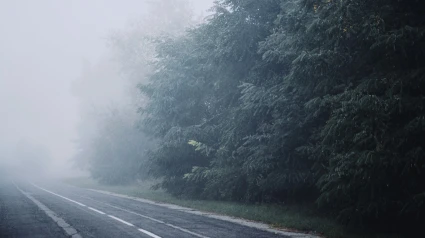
(259, 0), (425, 228)
(139, 0), (425, 233)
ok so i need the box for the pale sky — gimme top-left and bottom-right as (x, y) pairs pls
(0, 0), (213, 171)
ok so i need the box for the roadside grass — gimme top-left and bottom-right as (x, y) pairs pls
(63, 177), (402, 238)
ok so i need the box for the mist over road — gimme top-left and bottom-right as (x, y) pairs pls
(0, 178), (295, 238)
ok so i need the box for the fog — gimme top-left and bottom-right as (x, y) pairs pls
(0, 2), (423, 237)
(0, 0), (213, 177)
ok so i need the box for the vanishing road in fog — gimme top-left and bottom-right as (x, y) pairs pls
(0, 178), (312, 238)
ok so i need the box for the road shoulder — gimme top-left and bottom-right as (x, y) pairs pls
(0, 180), (68, 238)
(14, 183), (82, 238)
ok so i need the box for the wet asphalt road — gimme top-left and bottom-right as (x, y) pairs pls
(0, 178), (293, 238)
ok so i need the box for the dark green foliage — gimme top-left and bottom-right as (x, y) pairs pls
(138, 0), (425, 233)
(293, 0), (425, 228)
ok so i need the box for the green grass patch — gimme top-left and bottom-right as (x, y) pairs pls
(63, 177), (402, 238)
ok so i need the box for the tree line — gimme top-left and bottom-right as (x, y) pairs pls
(79, 0), (425, 233)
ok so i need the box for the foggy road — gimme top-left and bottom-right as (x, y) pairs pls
(0, 178), (301, 238)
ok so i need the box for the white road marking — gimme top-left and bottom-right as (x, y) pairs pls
(88, 207), (106, 215)
(30, 183), (86, 207)
(165, 223), (209, 238)
(88, 189), (319, 238)
(107, 215), (134, 227)
(80, 196), (210, 238)
(28, 182), (184, 238)
(13, 182), (83, 237)
(138, 228), (162, 238)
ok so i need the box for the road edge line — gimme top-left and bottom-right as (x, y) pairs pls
(86, 188), (320, 238)
(26, 183), (163, 238)
(13, 183), (83, 238)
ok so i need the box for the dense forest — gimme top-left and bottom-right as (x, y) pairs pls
(76, 0), (425, 234)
